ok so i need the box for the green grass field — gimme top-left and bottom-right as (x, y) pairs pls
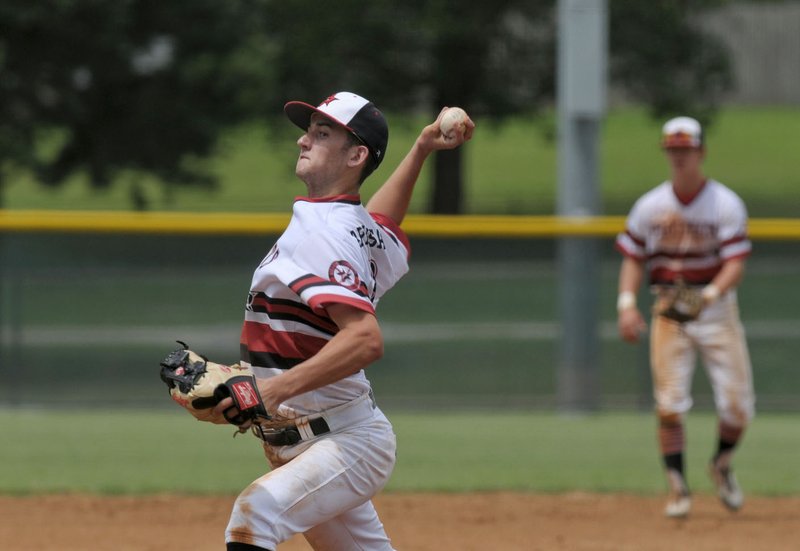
(1, 409), (795, 496)
(2, 106), (798, 499)
(3, 107), (800, 217)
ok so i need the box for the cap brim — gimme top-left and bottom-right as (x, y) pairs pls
(662, 139), (701, 149)
(284, 101), (353, 134)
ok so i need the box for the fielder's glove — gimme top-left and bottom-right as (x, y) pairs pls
(159, 341), (270, 426)
(656, 280), (705, 323)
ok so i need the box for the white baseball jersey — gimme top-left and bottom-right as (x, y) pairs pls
(240, 194), (410, 416)
(616, 179), (755, 426)
(615, 178), (751, 285)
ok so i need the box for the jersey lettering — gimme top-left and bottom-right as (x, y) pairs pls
(651, 218), (718, 241)
(368, 259), (378, 302)
(350, 224), (385, 250)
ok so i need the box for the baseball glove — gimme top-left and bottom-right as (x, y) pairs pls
(159, 341), (270, 426)
(656, 280), (705, 323)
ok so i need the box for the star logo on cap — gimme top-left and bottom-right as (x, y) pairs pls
(320, 95), (338, 107)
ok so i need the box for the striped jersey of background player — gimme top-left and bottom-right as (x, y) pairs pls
(615, 116), (755, 519)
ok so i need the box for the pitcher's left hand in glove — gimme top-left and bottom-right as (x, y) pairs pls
(657, 280), (705, 323)
(159, 341), (269, 426)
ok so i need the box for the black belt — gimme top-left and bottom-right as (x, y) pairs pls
(257, 416), (331, 446)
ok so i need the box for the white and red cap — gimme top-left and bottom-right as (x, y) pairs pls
(285, 91), (389, 167)
(661, 116), (703, 149)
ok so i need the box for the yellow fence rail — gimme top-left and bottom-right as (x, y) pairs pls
(2, 209), (800, 239)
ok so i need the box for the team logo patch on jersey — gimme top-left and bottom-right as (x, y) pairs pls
(328, 260), (360, 291)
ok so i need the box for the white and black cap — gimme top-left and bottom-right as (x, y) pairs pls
(285, 91), (389, 168)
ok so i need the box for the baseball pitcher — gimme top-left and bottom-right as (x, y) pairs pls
(161, 93), (474, 550)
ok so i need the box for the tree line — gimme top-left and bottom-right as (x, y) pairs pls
(0, 0), (732, 211)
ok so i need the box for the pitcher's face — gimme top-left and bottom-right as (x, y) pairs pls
(295, 113), (354, 187)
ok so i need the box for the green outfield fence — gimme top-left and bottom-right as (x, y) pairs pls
(1, 210), (799, 412)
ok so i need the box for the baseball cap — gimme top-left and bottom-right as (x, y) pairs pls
(661, 116), (703, 149)
(284, 91), (389, 168)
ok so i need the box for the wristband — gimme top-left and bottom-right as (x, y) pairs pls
(616, 291), (637, 312)
(702, 284), (720, 304)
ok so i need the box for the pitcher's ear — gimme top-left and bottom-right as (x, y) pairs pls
(348, 144), (370, 168)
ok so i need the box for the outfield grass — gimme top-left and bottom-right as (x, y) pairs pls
(3, 107), (799, 217)
(1, 409), (796, 496)
(2, 106), (798, 498)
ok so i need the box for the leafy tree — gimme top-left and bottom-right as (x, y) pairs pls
(0, 0), (274, 208)
(260, 0), (732, 213)
(610, 0), (733, 127)
(0, 0), (733, 212)
(259, 0), (554, 213)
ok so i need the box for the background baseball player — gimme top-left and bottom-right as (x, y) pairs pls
(200, 92), (474, 550)
(615, 116), (755, 518)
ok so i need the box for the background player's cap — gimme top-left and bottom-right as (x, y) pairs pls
(661, 116), (703, 149)
(285, 91), (389, 168)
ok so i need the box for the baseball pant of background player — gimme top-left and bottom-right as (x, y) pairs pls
(650, 292), (755, 427)
(226, 393), (397, 551)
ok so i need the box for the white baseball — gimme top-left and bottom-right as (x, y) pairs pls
(439, 107), (468, 139)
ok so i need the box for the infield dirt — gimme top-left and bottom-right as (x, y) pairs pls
(3, 492), (799, 550)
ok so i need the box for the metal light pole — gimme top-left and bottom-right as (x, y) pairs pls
(556, 0), (608, 412)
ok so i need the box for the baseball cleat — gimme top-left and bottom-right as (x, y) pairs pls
(664, 469), (691, 518)
(709, 461), (743, 512)
(664, 492), (692, 518)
